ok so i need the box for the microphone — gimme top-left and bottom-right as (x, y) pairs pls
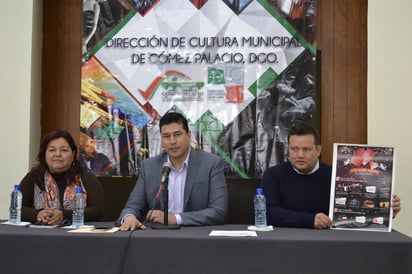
(151, 161), (180, 230)
(160, 162), (172, 185)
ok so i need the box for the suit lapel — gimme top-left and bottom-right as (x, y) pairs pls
(183, 149), (198, 209)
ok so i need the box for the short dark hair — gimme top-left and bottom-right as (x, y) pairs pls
(288, 122), (320, 146)
(159, 111), (189, 133)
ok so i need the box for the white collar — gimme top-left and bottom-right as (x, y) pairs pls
(167, 148), (191, 171)
(293, 159), (319, 175)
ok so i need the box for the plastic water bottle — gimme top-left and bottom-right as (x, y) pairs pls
(254, 188), (267, 228)
(9, 184), (23, 224)
(72, 187), (85, 228)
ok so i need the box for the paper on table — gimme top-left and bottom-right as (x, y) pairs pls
(209, 230), (257, 237)
(1, 221), (31, 227)
(61, 225), (95, 229)
(247, 225), (274, 231)
(67, 226), (119, 233)
(29, 224), (57, 228)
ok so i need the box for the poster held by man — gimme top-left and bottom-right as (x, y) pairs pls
(329, 143), (396, 232)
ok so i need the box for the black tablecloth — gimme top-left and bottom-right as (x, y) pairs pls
(123, 224), (412, 274)
(1, 222), (411, 274)
(0, 222), (129, 274)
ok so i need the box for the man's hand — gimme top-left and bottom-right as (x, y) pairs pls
(148, 210), (177, 225)
(119, 215), (146, 231)
(392, 194), (401, 218)
(314, 213), (333, 229)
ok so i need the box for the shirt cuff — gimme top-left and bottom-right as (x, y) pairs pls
(175, 214), (182, 225)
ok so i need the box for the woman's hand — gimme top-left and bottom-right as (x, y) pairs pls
(37, 208), (63, 225)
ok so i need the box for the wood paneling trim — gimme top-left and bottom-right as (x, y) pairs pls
(41, 0), (82, 141)
(318, 0), (368, 164)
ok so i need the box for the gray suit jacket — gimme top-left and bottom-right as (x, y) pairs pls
(117, 149), (228, 226)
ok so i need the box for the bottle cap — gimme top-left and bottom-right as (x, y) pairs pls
(14, 185), (20, 191)
(256, 188), (263, 194)
(75, 187), (83, 193)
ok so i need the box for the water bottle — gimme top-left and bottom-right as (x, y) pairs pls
(72, 187), (85, 228)
(9, 184), (23, 224)
(254, 188), (267, 228)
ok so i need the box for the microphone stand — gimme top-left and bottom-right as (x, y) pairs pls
(151, 176), (180, 230)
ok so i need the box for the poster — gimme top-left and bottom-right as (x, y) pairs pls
(329, 144), (396, 232)
(80, 0), (317, 178)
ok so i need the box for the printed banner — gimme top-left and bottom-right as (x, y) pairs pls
(329, 144), (396, 232)
(80, 0), (317, 178)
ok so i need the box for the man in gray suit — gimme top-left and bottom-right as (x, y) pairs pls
(118, 111), (228, 230)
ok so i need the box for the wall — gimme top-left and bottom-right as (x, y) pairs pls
(0, 1), (42, 218)
(368, 0), (412, 236)
(0, 1), (410, 237)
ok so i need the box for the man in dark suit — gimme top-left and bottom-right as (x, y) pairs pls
(117, 112), (228, 230)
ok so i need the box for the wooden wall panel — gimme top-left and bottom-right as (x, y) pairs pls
(318, 0), (368, 164)
(41, 0), (82, 141)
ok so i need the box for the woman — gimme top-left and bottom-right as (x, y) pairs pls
(20, 130), (104, 226)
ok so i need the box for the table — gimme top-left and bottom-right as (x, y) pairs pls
(0, 222), (130, 274)
(123, 225), (412, 274)
(1, 223), (411, 274)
